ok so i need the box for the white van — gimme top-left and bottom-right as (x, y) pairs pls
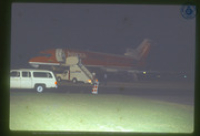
(10, 69), (58, 92)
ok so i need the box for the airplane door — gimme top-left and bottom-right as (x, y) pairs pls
(21, 71), (32, 88)
(10, 71), (21, 88)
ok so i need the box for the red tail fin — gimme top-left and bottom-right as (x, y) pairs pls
(124, 39), (151, 62)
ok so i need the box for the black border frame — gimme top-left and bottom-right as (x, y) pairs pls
(1, 0), (199, 136)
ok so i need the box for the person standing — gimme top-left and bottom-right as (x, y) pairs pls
(104, 73), (107, 85)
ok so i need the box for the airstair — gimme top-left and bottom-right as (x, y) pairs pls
(78, 63), (94, 82)
(62, 55), (94, 83)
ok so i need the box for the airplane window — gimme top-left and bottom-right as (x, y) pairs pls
(45, 54), (52, 57)
(39, 53), (52, 57)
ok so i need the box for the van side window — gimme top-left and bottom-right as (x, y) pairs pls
(33, 72), (52, 78)
(22, 72), (31, 78)
(47, 73), (52, 78)
(10, 71), (20, 77)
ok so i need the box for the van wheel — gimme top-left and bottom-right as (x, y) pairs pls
(36, 85), (45, 93)
(72, 78), (77, 83)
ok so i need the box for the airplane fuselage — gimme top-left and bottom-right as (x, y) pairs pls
(29, 39), (151, 70)
(29, 49), (139, 69)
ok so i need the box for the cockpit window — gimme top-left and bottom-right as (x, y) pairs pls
(39, 53), (52, 57)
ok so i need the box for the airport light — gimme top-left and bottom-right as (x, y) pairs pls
(143, 71), (147, 74)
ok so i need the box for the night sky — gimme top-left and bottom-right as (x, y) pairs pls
(10, 3), (196, 73)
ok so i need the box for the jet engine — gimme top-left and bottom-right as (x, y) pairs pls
(55, 49), (66, 63)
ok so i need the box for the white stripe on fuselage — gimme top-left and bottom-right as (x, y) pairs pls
(29, 62), (60, 65)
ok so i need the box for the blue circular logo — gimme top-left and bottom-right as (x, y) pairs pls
(180, 4), (196, 19)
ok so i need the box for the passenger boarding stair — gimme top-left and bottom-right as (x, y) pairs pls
(63, 55), (94, 83)
(78, 63), (94, 83)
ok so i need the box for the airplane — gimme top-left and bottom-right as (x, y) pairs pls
(28, 39), (151, 73)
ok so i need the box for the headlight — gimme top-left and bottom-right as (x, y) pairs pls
(88, 79), (92, 83)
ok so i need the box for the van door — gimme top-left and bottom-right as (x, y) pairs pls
(63, 70), (69, 80)
(10, 71), (21, 88)
(63, 66), (70, 80)
(21, 71), (32, 88)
